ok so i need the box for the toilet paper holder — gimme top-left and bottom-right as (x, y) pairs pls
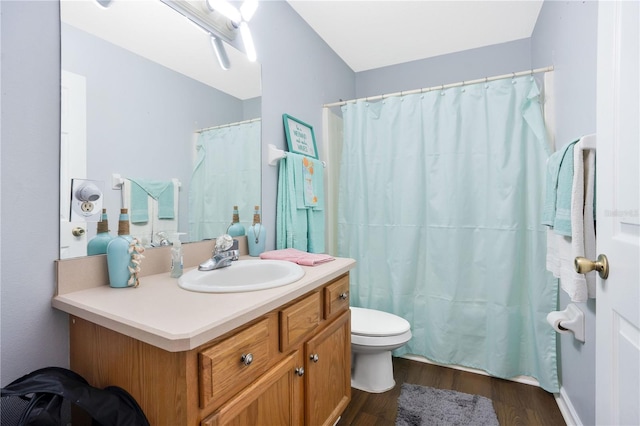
(546, 304), (585, 343)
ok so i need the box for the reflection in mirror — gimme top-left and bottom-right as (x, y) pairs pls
(60, 0), (262, 259)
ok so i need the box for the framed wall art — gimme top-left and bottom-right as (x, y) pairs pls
(282, 114), (318, 159)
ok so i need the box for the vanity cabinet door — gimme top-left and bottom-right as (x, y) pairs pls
(201, 350), (304, 426)
(280, 291), (322, 352)
(304, 310), (351, 426)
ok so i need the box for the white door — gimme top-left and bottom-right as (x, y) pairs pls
(60, 71), (88, 259)
(595, 2), (640, 425)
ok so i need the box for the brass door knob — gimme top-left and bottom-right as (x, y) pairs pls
(72, 227), (86, 237)
(574, 254), (609, 279)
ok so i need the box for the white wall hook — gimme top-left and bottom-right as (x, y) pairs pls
(112, 173), (124, 189)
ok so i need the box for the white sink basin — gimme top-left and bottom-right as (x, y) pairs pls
(178, 260), (305, 293)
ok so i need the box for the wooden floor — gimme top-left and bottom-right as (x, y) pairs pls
(337, 357), (566, 426)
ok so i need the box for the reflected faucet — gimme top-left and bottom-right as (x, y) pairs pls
(199, 234), (239, 271)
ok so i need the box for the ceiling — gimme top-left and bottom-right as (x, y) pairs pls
(61, 0), (544, 97)
(287, 1), (544, 72)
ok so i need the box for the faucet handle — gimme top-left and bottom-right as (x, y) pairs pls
(214, 234), (234, 254)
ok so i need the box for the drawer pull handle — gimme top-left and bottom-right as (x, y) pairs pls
(240, 353), (253, 366)
(310, 353), (319, 363)
(295, 367), (305, 377)
(339, 292), (348, 300)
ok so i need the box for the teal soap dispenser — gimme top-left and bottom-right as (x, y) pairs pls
(248, 205), (266, 257)
(87, 208), (114, 255)
(227, 205), (245, 237)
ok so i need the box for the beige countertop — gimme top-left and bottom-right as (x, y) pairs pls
(52, 256), (356, 352)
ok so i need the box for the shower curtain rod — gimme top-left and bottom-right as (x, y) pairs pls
(323, 65), (554, 108)
(195, 117), (261, 133)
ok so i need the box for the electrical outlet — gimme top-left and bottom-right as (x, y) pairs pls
(70, 179), (104, 222)
(81, 201), (94, 213)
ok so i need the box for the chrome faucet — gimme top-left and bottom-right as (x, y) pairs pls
(199, 234), (239, 271)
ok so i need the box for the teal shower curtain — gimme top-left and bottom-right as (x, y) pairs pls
(338, 76), (559, 392)
(189, 120), (261, 241)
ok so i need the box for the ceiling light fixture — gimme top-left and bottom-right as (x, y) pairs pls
(160, 0), (258, 70)
(206, 0), (259, 62)
(95, 0), (113, 9)
(210, 36), (231, 71)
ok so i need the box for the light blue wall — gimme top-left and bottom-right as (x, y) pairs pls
(251, 1), (356, 249)
(531, 2), (599, 425)
(1, 1), (70, 384)
(356, 38), (532, 98)
(0, 0), (355, 385)
(1, 9), (600, 426)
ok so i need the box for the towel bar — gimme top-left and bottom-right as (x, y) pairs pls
(267, 144), (326, 167)
(580, 133), (596, 150)
(111, 174), (181, 190)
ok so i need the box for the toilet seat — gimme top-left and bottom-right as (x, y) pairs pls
(350, 307), (411, 337)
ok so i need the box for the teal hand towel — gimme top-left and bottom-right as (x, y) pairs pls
(541, 140), (577, 236)
(307, 208), (325, 253)
(128, 178), (175, 224)
(292, 155), (325, 210)
(276, 155), (308, 251)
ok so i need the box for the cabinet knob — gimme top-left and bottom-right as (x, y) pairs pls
(309, 353), (319, 363)
(295, 367), (304, 377)
(240, 353), (253, 366)
(339, 292), (348, 300)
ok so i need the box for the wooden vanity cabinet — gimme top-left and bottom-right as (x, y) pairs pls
(69, 273), (351, 426)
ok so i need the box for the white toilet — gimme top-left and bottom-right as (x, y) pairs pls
(350, 307), (412, 393)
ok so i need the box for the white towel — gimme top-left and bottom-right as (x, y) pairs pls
(581, 143), (596, 298)
(546, 136), (596, 302)
(123, 178), (180, 246)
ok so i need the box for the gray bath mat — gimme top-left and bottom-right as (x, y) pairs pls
(395, 383), (499, 426)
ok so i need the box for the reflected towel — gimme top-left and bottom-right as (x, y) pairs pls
(260, 248), (334, 266)
(123, 179), (179, 247)
(128, 178), (175, 223)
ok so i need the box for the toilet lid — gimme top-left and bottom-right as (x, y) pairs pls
(350, 307), (411, 337)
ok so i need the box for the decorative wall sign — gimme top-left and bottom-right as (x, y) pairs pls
(282, 114), (318, 159)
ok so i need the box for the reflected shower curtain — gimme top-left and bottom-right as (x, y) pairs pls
(338, 76), (559, 392)
(190, 120), (261, 241)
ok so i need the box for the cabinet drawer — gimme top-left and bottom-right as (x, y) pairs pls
(324, 274), (350, 320)
(199, 317), (275, 409)
(280, 292), (321, 352)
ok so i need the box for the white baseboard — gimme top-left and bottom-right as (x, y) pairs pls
(400, 354), (579, 426)
(555, 386), (582, 426)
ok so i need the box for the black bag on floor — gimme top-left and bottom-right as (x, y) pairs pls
(1, 367), (150, 426)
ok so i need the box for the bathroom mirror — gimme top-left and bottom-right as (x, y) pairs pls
(60, 0), (262, 259)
